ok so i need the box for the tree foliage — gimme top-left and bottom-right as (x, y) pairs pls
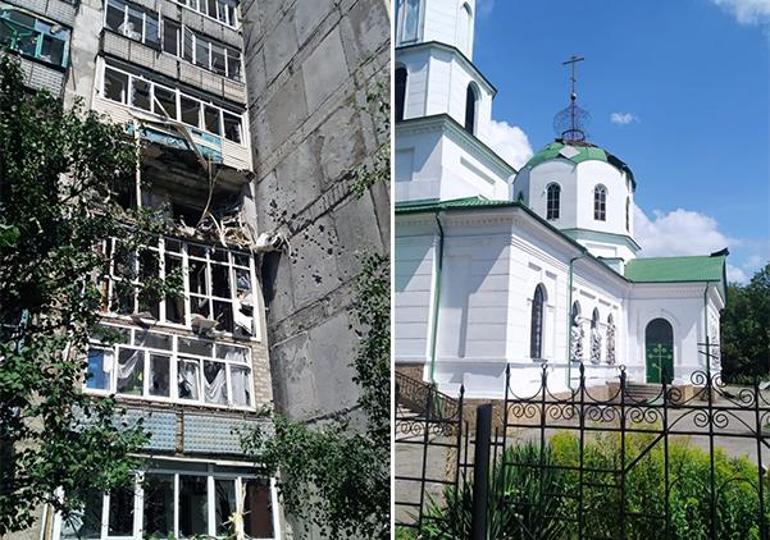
(0, 56), (175, 534)
(721, 263), (770, 382)
(241, 87), (390, 538)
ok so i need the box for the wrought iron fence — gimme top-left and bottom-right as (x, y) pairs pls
(396, 343), (770, 539)
(394, 371), (466, 532)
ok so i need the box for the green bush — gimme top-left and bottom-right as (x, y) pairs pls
(418, 433), (767, 539)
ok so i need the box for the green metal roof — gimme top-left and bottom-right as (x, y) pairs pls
(523, 139), (636, 188)
(624, 254), (727, 283)
(395, 196), (518, 214)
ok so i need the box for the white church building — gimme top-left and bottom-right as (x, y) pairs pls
(394, 0), (728, 398)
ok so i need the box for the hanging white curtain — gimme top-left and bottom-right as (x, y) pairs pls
(178, 360), (200, 400)
(230, 366), (250, 406)
(204, 362), (227, 404)
(117, 348), (143, 393)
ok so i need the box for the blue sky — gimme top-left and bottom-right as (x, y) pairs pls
(473, 0), (770, 283)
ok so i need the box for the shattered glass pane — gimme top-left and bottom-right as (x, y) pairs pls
(117, 348), (144, 395)
(149, 354), (170, 397)
(211, 264), (231, 298)
(104, 68), (129, 103)
(191, 295), (210, 319)
(178, 338), (213, 357)
(215, 478), (236, 535)
(177, 359), (200, 400)
(189, 259), (207, 295)
(213, 301), (234, 333)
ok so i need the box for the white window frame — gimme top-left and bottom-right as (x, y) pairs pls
(101, 235), (260, 340)
(173, 0), (239, 29)
(99, 62), (245, 143)
(56, 461), (279, 540)
(104, 0), (161, 46)
(85, 323), (256, 411)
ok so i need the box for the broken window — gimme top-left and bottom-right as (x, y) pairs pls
(204, 105), (221, 135)
(177, 359), (200, 400)
(230, 365), (250, 406)
(223, 112), (242, 143)
(117, 347), (144, 395)
(125, 4), (145, 40)
(132, 78), (151, 111)
(162, 19), (179, 56)
(179, 476), (208, 537)
(180, 95), (200, 127)
(149, 354), (171, 397)
(203, 360), (228, 404)
(154, 85), (177, 119)
(215, 478), (237, 535)
(105, 0), (125, 33)
(104, 67), (129, 103)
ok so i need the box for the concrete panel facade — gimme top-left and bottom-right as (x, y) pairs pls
(241, 0), (390, 427)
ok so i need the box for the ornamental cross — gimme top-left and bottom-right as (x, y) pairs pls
(562, 55), (585, 133)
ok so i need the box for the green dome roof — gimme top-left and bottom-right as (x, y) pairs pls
(523, 139), (636, 188)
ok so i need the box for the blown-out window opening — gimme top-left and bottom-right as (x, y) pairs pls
(101, 236), (258, 339)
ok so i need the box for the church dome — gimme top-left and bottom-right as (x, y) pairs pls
(523, 139), (636, 189)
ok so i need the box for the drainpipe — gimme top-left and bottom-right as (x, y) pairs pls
(566, 253), (589, 389)
(703, 283), (710, 379)
(428, 212), (445, 384)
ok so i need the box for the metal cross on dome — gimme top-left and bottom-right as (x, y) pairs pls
(553, 54), (590, 143)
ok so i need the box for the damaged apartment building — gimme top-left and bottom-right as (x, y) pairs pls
(2, 0), (281, 537)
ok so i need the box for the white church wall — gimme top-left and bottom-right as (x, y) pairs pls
(524, 159), (579, 228)
(439, 127), (510, 200)
(422, 0), (476, 58)
(627, 283), (709, 384)
(444, 54), (492, 134)
(395, 225), (437, 365)
(394, 125), (444, 201)
(396, 47), (430, 120)
(573, 160), (632, 237)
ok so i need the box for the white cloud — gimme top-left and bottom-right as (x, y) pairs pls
(634, 205), (733, 257)
(482, 119), (533, 170)
(710, 0), (770, 24)
(727, 264), (749, 283)
(610, 112), (639, 125)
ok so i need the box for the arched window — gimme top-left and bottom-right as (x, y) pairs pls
(398, 0), (420, 43)
(625, 197), (630, 231)
(546, 183), (560, 220)
(530, 284), (546, 360)
(457, 3), (473, 56)
(645, 318), (674, 383)
(465, 83), (478, 134)
(606, 314), (616, 365)
(570, 301), (583, 361)
(594, 185), (607, 221)
(590, 308), (601, 364)
(395, 66), (407, 122)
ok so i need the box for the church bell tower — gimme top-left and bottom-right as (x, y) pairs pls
(394, 0), (516, 203)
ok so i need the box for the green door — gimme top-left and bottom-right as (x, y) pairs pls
(646, 318), (674, 384)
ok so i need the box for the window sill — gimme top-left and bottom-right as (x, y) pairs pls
(99, 312), (261, 344)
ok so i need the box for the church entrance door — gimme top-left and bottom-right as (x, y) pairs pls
(645, 318), (674, 384)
